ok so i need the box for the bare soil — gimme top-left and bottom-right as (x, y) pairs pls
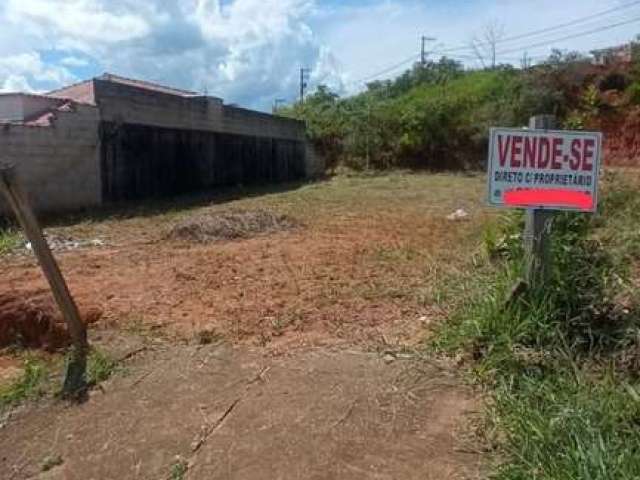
(0, 292), (101, 351)
(596, 108), (640, 167)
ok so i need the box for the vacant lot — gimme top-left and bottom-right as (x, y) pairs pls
(0, 172), (491, 479)
(1, 172), (491, 351)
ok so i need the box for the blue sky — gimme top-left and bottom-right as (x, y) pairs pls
(1, 0), (639, 111)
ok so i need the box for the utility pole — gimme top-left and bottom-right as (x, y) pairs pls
(524, 115), (556, 288)
(421, 36), (436, 66)
(366, 101), (371, 170)
(299, 68), (310, 103)
(273, 98), (286, 115)
(520, 51), (532, 71)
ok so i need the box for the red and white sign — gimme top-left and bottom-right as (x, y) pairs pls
(488, 128), (602, 212)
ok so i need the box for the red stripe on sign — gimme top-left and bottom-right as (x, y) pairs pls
(504, 189), (594, 210)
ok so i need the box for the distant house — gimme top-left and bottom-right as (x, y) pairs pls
(591, 44), (633, 66)
(0, 74), (323, 214)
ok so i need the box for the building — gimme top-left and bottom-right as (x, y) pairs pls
(0, 74), (322, 213)
(591, 44), (633, 66)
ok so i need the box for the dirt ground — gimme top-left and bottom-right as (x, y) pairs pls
(1, 173), (489, 350)
(0, 173), (490, 479)
(1, 335), (483, 480)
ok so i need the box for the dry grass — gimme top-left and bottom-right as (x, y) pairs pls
(168, 209), (299, 243)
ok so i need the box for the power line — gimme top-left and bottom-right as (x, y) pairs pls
(439, 0), (640, 53)
(421, 36), (437, 65)
(353, 53), (420, 84)
(495, 15), (640, 56)
(342, 4), (640, 90)
(354, 16), (640, 86)
(475, 11), (636, 58)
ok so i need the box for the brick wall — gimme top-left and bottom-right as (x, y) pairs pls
(0, 104), (101, 214)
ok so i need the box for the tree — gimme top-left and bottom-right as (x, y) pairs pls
(470, 21), (505, 69)
(630, 35), (640, 80)
(280, 85), (346, 171)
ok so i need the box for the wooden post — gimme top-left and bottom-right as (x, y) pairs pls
(524, 115), (556, 288)
(0, 164), (88, 396)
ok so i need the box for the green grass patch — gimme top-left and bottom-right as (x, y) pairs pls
(0, 227), (21, 255)
(0, 349), (120, 411)
(493, 368), (640, 479)
(0, 357), (49, 409)
(169, 457), (188, 480)
(87, 349), (120, 385)
(435, 171), (640, 479)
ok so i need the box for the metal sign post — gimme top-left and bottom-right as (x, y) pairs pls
(487, 115), (602, 289)
(525, 115), (555, 288)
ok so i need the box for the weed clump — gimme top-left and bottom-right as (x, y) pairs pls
(87, 349), (119, 386)
(0, 226), (21, 256)
(170, 456), (188, 480)
(0, 357), (49, 409)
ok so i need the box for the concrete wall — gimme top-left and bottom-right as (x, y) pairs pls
(0, 94), (64, 122)
(0, 78), (323, 216)
(91, 79), (322, 178)
(100, 123), (307, 203)
(0, 95), (24, 122)
(0, 104), (101, 214)
(93, 79), (306, 142)
(21, 96), (64, 121)
(49, 80), (96, 104)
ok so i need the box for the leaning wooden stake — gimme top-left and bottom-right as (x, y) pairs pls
(0, 164), (88, 396)
(524, 115), (556, 288)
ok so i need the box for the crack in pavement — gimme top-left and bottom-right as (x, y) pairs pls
(182, 364), (272, 477)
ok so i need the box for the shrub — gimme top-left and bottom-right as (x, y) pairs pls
(628, 82), (640, 105)
(599, 72), (631, 92)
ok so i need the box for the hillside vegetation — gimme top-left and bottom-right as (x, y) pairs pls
(282, 46), (640, 170)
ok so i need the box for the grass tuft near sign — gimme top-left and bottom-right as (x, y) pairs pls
(488, 128), (602, 212)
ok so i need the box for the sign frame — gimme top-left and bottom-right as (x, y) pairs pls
(487, 127), (603, 213)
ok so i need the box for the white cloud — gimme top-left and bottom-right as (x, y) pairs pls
(0, 52), (75, 93)
(60, 56), (90, 68)
(0, 0), (344, 109)
(6, 0), (151, 48)
(1, 75), (35, 93)
(0, 0), (637, 106)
